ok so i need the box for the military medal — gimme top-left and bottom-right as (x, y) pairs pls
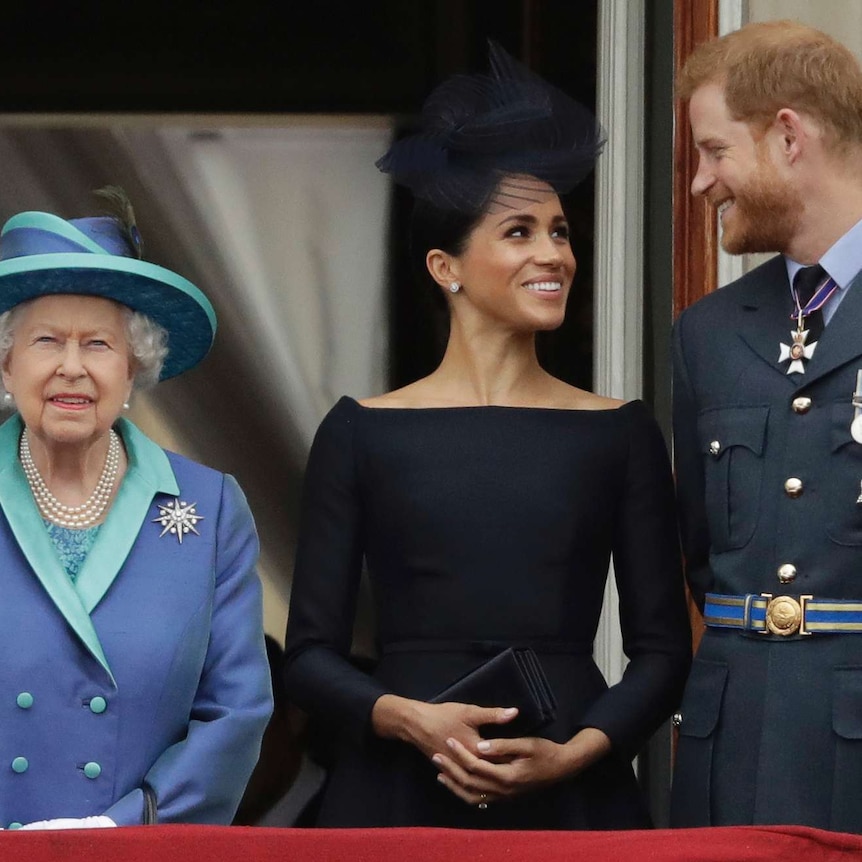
(850, 371), (862, 504)
(852, 370), (862, 444)
(778, 272), (838, 375)
(778, 328), (816, 374)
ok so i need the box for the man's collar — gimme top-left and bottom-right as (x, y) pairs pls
(784, 215), (862, 289)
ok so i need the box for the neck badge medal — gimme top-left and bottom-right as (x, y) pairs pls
(779, 272), (837, 374)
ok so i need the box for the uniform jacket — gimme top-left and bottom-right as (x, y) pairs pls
(671, 255), (862, 831)
(0, 415), (272, 828)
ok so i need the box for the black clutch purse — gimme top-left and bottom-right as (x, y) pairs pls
(430, 647), (557, 738)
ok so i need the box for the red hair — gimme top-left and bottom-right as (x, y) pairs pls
(678, 20), (862, 150)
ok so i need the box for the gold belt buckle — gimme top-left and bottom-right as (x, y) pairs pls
(760, 593), (813, 636)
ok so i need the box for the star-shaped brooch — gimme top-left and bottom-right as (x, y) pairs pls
(778, 329), (817, 374)
(152, 498), (204, 544)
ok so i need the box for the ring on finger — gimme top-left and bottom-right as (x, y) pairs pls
(478, 793), (488, 810)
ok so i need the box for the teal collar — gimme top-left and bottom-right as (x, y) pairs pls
(0, 415), (179, 683)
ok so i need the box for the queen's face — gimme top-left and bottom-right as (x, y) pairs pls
(449, 183), (576, 332)
(2, 294), (134, 449)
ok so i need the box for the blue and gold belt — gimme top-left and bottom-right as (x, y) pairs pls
(704, 592), (862, 636)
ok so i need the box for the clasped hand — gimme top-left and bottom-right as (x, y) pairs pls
(406, 700), (572, 808)
(372, 694), (606, 808)
(433, 728), (572, 807)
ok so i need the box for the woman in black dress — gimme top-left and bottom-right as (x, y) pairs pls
(283, 43), (691, 829)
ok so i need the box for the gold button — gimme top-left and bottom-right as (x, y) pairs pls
(784, 477), (803, 498)
(709, 440), (721, 456)
(777, 563), (797, 583)
(792, 396), (812, 414)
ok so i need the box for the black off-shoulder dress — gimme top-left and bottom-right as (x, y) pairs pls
(284, 396), (690, 829)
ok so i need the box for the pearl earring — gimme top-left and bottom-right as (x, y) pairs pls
(2, 392), (12, 407)
(123, 401), (130, 411)
(449, 282), (461, 294)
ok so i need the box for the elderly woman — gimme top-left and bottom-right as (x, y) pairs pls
(283, 44), (691, 829)
(0, 192), (272, 830)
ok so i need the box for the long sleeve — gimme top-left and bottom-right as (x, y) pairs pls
(578, 402), (692, 756)
(283, 399), (389, 743)
(105, 474), (272, 825)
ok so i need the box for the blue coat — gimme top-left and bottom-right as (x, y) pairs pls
(0, 415), (272, 828)
(671, 256), (862, 831)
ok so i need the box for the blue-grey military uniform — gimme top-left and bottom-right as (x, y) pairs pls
(670, 234), (862, 832)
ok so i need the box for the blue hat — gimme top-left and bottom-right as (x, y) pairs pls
(0, 211), (217, 380)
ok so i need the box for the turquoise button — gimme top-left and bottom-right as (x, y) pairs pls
(89, 697), (107, 714)
(11, 757), (28, 774)
(16, 692), (33, 709)
(83, 761), (101, 779)
(8, 822), (22, 830)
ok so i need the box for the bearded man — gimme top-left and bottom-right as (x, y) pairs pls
(671, 20), (862, 832)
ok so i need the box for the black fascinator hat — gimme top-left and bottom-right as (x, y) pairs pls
(376, 40), (605, 213)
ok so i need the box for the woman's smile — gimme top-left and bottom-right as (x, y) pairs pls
(522, 279), (564, 295)
(47, 393), (95, 410)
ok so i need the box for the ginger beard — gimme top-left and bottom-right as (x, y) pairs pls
(714, 145), (803, 255)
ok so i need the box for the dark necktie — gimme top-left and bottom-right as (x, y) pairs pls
(792, 264), (826, 344)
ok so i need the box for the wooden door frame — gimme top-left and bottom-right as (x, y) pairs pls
(673, 0), (720, 647)
(673, 0), (719, 317)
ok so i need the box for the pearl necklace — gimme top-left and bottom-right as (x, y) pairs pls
(19, 429), (121, 528)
